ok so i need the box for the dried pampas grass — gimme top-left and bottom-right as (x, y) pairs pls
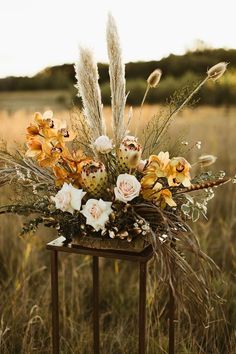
(106, 13), (126, 148)
(74, 47), (106, 140)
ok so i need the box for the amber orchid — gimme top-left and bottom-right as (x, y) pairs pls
(141, 180), (163, 201)
(141, 152), (170, 190)
(53, 166), (71, 187)
(154, 189), (176, 208)
(27, 111), (75, 146)
(167, 157), (191, 187)
(25, 138), (45, 159)
(34, 111), (55, 130)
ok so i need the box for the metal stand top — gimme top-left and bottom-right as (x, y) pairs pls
(46, 236), (153, 262)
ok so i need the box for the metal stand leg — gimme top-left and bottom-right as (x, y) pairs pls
(139, 261), (147, 354)
(168, 286), (175, 354)
(93, 256), (100, 354)
(51, 251), (59, 354)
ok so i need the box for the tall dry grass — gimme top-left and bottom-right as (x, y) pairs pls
(0, 96), (236, 353)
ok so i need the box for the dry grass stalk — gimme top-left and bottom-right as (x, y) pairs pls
(74, 48), (106, 140)
(106, 13), (126, 147)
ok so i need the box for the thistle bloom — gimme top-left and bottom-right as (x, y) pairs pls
(81, 198), (112, 231)
(207, 62), (228, 81)
(114, 173), (141, 203)
(147, 69), (162, 88)
(51, 183), (86, 214)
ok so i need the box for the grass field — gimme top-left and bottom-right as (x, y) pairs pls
(0, 92), (235, 353)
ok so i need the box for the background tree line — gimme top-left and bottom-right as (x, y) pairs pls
(1, 48), (236, 105)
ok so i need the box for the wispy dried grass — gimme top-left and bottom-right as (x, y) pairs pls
(106, 13), (126, 147)
(74, 47), (106, 140)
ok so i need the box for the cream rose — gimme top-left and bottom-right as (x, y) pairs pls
(114, 173), (141, 203)
(93, 135), (113, 154)
(81, 198), (112, 231)
(51, 183), (86, 214)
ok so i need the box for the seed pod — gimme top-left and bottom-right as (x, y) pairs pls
(198, 154), (217, 167)
(147, 69), (162, 88)
(101, 229), (107, 236)
(117, 136), (142, 172)
(80, 160), (108, 197)
(207, 62), (228, 81)
(119, 231), (128, 238)
(109, 230), (115, 239)
(133, 227), (142, 235)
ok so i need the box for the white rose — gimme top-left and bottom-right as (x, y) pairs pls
(81, 198), (112, 231)
(51, 183), (86, 214)
(114, 173), (141, 203)
(93, 135), (113, 154)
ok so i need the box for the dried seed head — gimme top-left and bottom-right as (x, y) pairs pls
(101, 229), (107, 236)
(109, 230), (115, 238)
(147, 69), (162, 88)
(198, 154), (217, 167)
(207, 62), (228, 81)
(119, 231), (128, 238)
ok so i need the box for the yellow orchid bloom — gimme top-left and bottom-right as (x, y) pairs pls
(167, 157), (191, 187)
(25, 139), (45, 159)
(155, 189), (177, 209)
(53, 166), (71, 187)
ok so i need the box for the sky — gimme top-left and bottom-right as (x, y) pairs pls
(0, 0), (235, 78)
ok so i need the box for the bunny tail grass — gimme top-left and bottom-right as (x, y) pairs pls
(106, 13), (126, 148)
(74, 47), (106, 140)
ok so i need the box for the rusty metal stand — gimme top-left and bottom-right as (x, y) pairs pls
(51, 250), (59, 354)
(47, 236), (174, 354)
(93, 256), (99, 354)
(168, 286), (175, 354)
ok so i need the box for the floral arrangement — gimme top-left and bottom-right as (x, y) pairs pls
(0, 15), (231, 248)
(0, 14), (233, 317)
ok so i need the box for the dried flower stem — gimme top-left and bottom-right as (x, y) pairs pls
(135, 85), (150, 136)
(143, 76), (209, 155)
